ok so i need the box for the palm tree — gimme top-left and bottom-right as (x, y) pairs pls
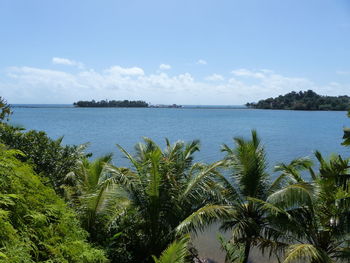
(262, 152), (350, 263)
(105, 138), (224, 262)
(177, 130), (288, 263)
(64, 154), (127, 242)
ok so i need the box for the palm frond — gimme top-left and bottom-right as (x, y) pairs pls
(117, 144), (143, 172)
(104, 164), (141, 193)
(283, 244), (332, 263)
(152, 235), (190, 263)
(273, 158), (312, 185)
(176, 204), (233, 235)
(180, 161), (223, 202)
(217, 234), (244, 263)
(247, 197), (289, 217)
(267, 183), (314, 209)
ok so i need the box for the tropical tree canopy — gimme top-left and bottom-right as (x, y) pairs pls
(176, 131), (316, 263)
(63, 154), (129, 243)
(259, 152), (350, 263)
(104, 138), (224, 262)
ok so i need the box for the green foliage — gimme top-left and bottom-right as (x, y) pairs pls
(74, 99), (149, 107)
(246, 90), (350, 111)
(0, 144), (107, 262)
(0, 123), (85, 193)
(222, 130), (269, 199)
(176, 131), (285, 263)
(219, 131), (276, 263)
(180, 131), (318, 262)
(0, 94), (348, 263)
(64, 154), (129, 243)
(0, 97), (12, 121)
(104, 138), (224, 262)
(217, 234), (244, 263)
(283, 244), (332, 263)
(152, 235), (190, 263)
(343, 127), (350, 146)
(342, 110), (350, 146)
(262, 152), (350, 262)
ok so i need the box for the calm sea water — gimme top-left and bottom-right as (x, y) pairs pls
(10, 106), (349, 166)
(9, 106), (350, 262)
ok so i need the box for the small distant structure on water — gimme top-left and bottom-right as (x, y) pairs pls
(149, 104), (183, 108)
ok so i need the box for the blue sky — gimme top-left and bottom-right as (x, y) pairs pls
(0, 0), (349, 104)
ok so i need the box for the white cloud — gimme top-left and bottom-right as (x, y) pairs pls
(197, 59), (207, 65)
(105, 66), (144, 76)
(159, 64), (171, 70)
(228, 69), (321, 100)
(231, 68), (265, 79)
(336, 70), (350, 75)
(52, 57), (84, 69)
(2, 61), (348, 105)
(205, 74), (224, 81)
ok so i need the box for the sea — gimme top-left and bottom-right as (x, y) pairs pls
(9, 105), (350, 262)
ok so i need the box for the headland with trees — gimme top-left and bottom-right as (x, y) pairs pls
(246, 90), (350, 110)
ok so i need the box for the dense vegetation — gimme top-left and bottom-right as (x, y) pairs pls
(246, 90), (350, 110)
(1, 98), (350, 263)
(0, 124), (86, 194)
(73, 100), (149, 107)
(0, 97), (11, 121)
(0, 145), (107, 262)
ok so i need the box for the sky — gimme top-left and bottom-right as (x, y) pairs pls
(0, 0), (349, 105)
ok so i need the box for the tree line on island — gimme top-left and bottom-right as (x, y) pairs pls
(75, 90), (350, 111)
(246, 90), (350, 110)
(74, 99), (149, 107)
(1, 96), (350, 263)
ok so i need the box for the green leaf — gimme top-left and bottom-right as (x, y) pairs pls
(152, 235), (190, 263)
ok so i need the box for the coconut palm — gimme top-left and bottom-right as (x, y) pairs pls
(263, 152), (350, 263)
(64, 154), (127, 242)
(105, 138), (225, 262)
(177, 130), (292, 263)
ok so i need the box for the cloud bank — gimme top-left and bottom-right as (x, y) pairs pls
(1, 60), (348, 104)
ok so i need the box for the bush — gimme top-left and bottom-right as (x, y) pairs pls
(0, 97), (12, 121)
(0, 124), (85, 194)
(0, 144), (107, 262)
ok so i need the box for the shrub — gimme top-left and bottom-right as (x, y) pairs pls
(0, 144), (107, 262)
(0, 124), (85, 194)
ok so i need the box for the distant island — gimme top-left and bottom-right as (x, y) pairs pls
(246, 90), (350, 111)
(73, 100), (185, 108)
(73, 100), (149, 107)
